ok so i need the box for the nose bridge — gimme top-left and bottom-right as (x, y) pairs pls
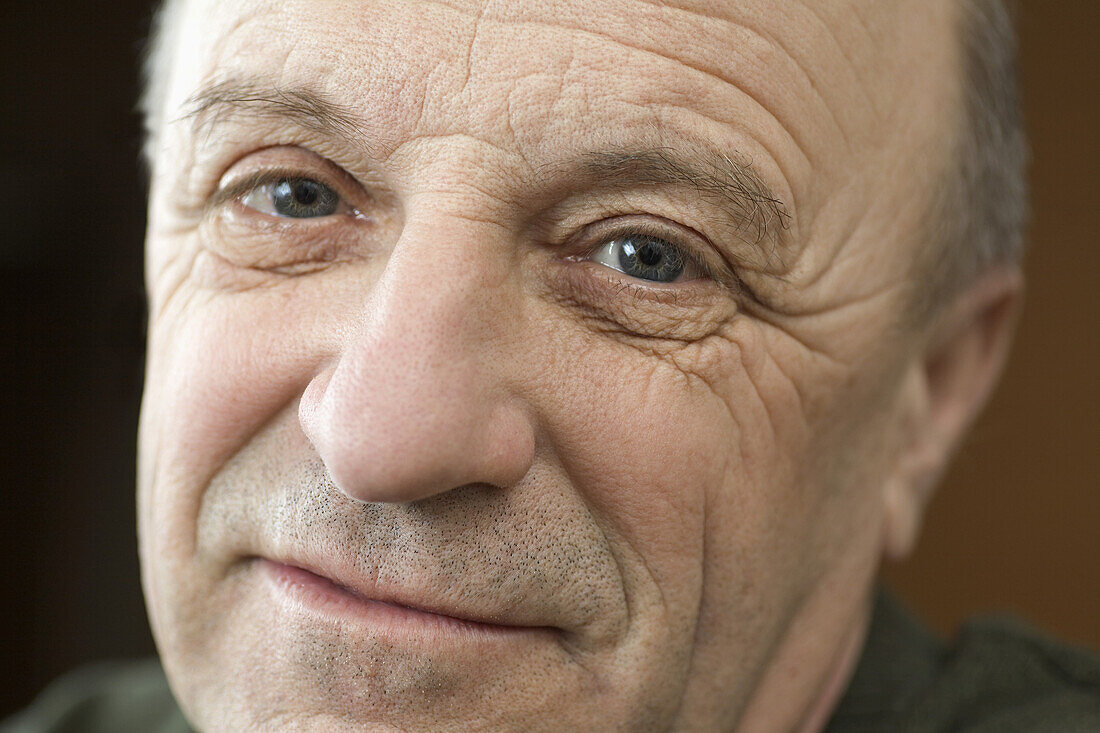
(300, 210), (534, 504)
(372, 213), (511, 362)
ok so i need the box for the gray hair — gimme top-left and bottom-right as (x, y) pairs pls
(912, 0), (1027, 321)
(138, 0), (1027, 318)
(138, 0), (186, 170)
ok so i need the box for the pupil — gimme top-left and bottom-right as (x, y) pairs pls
(293, 181), (319, 206)
(636, 240), (663, 267)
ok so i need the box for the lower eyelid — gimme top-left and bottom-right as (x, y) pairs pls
(201, 208), (362, 271)
(191, 249), (284, 291)
(547, 261), (741, 344)
(565, 259), (722, 301)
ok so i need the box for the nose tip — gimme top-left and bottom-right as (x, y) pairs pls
(296, 222), (535, 503)
(300, 365), (535, 503)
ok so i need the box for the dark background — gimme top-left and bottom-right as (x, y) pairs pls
(1, 0), (1097, 720)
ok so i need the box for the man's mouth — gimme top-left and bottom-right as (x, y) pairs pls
(256, 558), (553, 640)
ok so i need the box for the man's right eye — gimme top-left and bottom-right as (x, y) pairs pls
(240, 177), (342, 218)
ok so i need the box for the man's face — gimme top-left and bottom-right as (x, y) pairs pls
(140, 0), (957, 730)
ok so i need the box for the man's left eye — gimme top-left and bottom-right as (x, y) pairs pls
(587, 234), (699, 283)
(240, 177), (341, 218)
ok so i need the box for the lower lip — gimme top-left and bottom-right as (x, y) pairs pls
(258, 559), (532, 641)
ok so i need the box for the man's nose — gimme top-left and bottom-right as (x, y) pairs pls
(298, 217), (536, 504)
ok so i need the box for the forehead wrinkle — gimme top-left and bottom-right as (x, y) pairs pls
(518, 0), (918, 221)
(474, 11), (813, 244)
(173, 4), (810, 193)
(823, 2), (882, 119)
(464, 2), (833, 149)
(353, 1), (813, 166)
(465, 18), (810, 242)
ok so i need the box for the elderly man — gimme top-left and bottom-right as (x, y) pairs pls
(8, 0), (1100, 731)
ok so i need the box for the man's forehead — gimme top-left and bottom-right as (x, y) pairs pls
(164, 0), (935, 153)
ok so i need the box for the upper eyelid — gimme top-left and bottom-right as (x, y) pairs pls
(574, 216), (696, 256)
(203, 148), (372, 217)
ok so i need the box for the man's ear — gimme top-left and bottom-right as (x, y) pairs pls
(882, 265), (1024, 560)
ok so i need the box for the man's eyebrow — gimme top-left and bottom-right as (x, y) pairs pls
(178, 79), (365, 144)
(572, 148), (792, 247)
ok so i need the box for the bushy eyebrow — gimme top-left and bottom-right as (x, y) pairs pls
(180, 79), (791, 246)
(180, 79), (366, 145)
(571, 148), (791, 247)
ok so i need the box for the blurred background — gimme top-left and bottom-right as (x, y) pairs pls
(1, 0), (1097, 720)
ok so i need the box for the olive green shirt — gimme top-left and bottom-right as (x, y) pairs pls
(5, 593), (1099, 732)
(825, 594), (1100, 732)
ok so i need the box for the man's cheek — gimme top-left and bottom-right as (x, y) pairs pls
(549, 347), (735, 611)
(611, 317), (827, 597)
(145, 292), (324, 505)
(653, 316), (813, 486)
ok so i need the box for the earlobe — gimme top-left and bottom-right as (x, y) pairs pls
(882, 265), (1024, 560)
(882, 367), (933, 560)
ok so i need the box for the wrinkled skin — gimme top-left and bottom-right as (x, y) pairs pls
(139, 0), (1020, 730)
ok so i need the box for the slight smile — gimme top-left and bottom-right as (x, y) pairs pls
(256, 558), (556, 642)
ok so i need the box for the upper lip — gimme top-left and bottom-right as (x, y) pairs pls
(261, 552), (553, 631)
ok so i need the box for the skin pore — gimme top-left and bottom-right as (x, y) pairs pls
(139, 0), (1021, 730)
